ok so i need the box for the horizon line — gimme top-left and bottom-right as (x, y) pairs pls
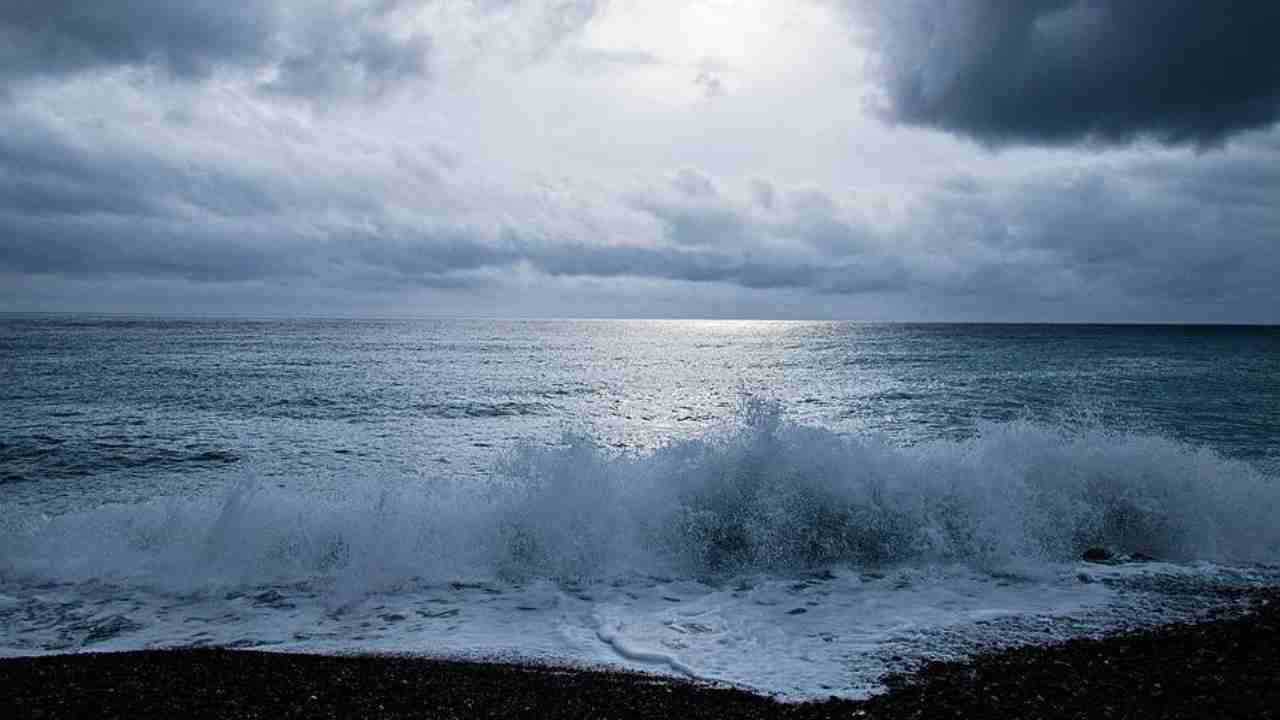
(0, 311), (1274, 327)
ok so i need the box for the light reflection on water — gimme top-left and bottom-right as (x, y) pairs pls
(1, 318), (1276, 512)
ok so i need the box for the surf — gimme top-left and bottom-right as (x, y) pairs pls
(2, 398), (1276, 594)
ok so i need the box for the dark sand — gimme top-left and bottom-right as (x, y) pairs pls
(3, 592), (1276, 719)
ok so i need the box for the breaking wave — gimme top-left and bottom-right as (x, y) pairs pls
(3, 399), (1277, 593)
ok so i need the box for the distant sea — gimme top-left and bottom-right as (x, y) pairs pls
(2, 318), (1278, 698)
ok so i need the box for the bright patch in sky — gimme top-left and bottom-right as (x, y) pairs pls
(576, 1), (864, 104)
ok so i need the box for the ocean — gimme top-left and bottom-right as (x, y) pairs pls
(2, 318), (1278, 698)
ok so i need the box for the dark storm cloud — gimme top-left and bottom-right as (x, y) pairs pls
(0, 0), (275, 83)
(854, 0), (1280, 146)
(341, 216), (908, 296)
(628, 170), (880, 258)
(0, 213), (302, 282)
(0, 104), (909, 297)
(5, 91), (1275, 319)
(0, 108), (286, 220)
(0, 0), (431, 99)
(909, 141), (1280, 316)
(1, 38), (1276, 323)
(255, 5), (431, 100)
(530, 243), (906, 295)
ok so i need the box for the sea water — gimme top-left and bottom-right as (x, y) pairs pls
(1, 318), (1277, 698)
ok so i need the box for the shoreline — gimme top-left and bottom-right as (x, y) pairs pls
(2, 591), (1276, 719)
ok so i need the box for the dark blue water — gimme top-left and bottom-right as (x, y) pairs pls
(2, 317), (1278, 695)
(2, 319), (1276, 501)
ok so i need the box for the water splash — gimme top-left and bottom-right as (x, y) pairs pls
(2, 399), (1277, 594)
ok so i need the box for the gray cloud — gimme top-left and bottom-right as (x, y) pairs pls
(0, 1), (432, 101)
(8, 90), (1275, 322)
(0, 0), (276, 83)
(904, 144), (1280, 318)
(0, 105), (911, 299)
(562, 47), (661, 73)
(258, 5), (432, 100)
(852, 0), (1280, 146)
(1, 0), (1278, 323)
(695, 71), (725, 98)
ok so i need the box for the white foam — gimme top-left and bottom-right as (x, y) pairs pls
(3, 562), (1274, 699)
(2, 400), (1278, 698)
(4, 400), (1277, 594)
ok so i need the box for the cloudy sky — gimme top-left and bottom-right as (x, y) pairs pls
(2, 0), (1278, 322)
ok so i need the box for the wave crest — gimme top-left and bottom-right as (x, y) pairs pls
(491, 398), (1278, 580)
(3, 399), (1277, 591)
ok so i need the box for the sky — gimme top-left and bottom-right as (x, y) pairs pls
(1, 0), (1278, 322)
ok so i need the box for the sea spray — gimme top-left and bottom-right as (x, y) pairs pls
(1, 399), (1276, 594)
